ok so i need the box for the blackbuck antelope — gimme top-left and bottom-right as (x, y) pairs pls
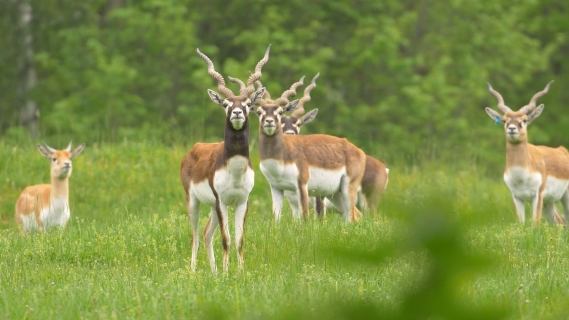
(253, 75), (389, 217)
(485, 81), (569, 224)
(244, 74), (322, 218)
(250, 74), (367, 222)
(15, 142), (85, 232)
(180, 45), (269, 273)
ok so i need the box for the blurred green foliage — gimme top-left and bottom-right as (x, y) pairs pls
(2, 0), (569, 168)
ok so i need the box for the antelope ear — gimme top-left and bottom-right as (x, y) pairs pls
(37, 145), (52, 159)
(527, 104), (544, 123)
(299, 109), (318, 127)
(207, 89), (225, 107)
(485, 107), (503, 122)
(71, 143), (85, 158)
(283, 100), (300, 113)
(250, 87), (265, 105)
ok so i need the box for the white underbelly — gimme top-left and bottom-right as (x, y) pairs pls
(504, 167), (569, 203)
(542, 176), (569, 203)
(306, 167), (345, 197)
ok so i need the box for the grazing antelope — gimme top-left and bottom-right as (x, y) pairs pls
(15, 142), (85, 233)
(250, 75), (367, 222)
(485, 81), (569, 224)
(180, 45), (269, 273)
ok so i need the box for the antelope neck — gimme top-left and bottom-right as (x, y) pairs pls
(259, 126), (286, 160)
(506, 140), (532, 169)
(50, 176), (69, 199)
(223, 118), (250, 160)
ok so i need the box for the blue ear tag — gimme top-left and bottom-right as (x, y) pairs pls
(494, 117), (500, 125)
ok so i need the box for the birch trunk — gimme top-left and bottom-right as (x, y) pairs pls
(17, 0), (38, 138)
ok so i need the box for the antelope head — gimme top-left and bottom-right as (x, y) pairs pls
(282, 73), (319, 135)
(196, 46), (269, 130)
(251, 73), (319, 136)
(485, 81), (553, 143)
(37, 141), (85, 179)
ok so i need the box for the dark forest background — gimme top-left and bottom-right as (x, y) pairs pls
(1, 0), (568, 167)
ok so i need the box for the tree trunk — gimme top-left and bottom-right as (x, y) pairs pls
(17, 0), (39, 138)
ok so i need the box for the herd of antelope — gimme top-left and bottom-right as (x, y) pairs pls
(13, 45), (568, 274)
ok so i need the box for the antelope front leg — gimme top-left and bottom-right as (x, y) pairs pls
(560, 190), (569, 223)
(512, 195), (526, 224)
(188, 193), (201, 271)
(531, 192), (544, 224)
(270, 186), (284, 221)
(542, 203), (556, 224)
(234, 201), (248, 270)
(203, 208), (218, 274)
(296, 183), (309, 219)
(216, 200), (231, 273)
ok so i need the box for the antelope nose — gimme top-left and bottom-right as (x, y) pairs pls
(233, 110), (242, 116)
(266, 119), (274, 124)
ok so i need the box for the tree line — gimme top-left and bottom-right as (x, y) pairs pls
(1, 0), (568, 167)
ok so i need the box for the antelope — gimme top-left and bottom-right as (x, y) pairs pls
(180, 45), (269, 273)
(253, 75), (389, 218)
(485, 81), (569, 224)
(15, 141), (85, 233)
(249, 74), (367, 222)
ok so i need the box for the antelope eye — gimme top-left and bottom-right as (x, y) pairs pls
(523, 119), (527, 124)
(52, 157), (57, 162)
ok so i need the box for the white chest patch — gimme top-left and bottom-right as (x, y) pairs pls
(260, 159), (299, 191)
(27, 197), (70, 231)
(213, 156), (254, 206)
(504, 167), (542, 202)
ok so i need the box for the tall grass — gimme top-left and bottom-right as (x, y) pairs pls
(1, 140), (569, 319)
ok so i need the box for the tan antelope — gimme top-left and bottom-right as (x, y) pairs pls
(248, 74), (367, 222)
(180, 45), (269, 273)
(485, 81), (568, 224)
(253, 75), (389, 217)
(15, 142), (85, 232)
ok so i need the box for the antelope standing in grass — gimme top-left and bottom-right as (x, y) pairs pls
(485, 81), (568, 224)
(249, 75), (367, 222)
(253, 75), (389, 217)
(15, 142), (85, 232)
(180, 45), (269, 273)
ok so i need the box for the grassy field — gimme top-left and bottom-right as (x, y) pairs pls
(1, 140), (569, 319)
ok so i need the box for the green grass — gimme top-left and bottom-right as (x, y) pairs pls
(1, 140), (569, 319)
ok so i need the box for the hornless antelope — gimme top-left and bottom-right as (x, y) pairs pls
(485, 81), (569, 224)
(15, 142), (85, 232)
(250, 75), (367, 222)
(180, 45), (269, 273)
